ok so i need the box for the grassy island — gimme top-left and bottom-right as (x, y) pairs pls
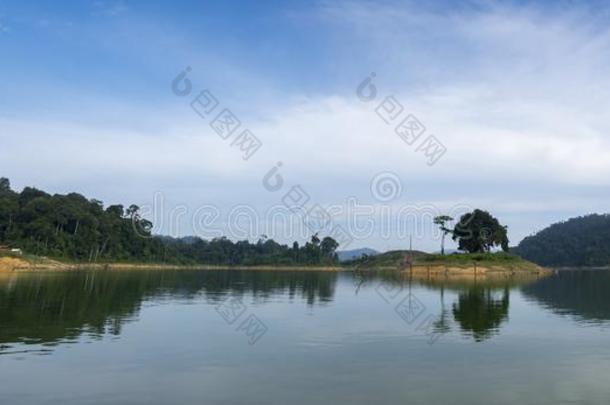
(345, 250), (551, 279)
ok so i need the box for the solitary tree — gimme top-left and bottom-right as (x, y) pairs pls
(433, 215), (454, 255)
(452, 209), (509, 253)
(320, 236), (339, 262)
(0, 177), (11, 193)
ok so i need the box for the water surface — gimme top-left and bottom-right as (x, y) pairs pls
(1, 269), (609, 404)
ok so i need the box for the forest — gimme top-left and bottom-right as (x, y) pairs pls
(515, 214), (610, 267)
(0, 178), (340, 266)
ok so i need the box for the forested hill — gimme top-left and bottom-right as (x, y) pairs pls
(0, 178), (340, 266)
(515, 214), (610, 267)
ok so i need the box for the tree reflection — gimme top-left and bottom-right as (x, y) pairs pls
(452, 287), (510, 342)
(0, 270), (338, 352)
(433, 286), (452, 336)
(521, 270), (610, 323)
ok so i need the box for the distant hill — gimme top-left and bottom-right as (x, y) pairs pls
(515, 214), (610, 267)
(337, 248), (379, 262)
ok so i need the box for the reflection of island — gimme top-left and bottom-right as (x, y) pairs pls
(0, 270), (338, 352)
(356, 270), (524, 342)
(356, 269), (550, 342)
(521, 270), (610, 323)
(452, 287), (510, 342)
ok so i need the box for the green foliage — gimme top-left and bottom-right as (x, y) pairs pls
(433, 215), (454, 255)
(347, 250), (528, 269)
(0, 178), (340, 266)
(344, 250), (428, 267)
(515, 214), (610, 267)
(419, 252), (522, 263)
(452, 209), (509, 253)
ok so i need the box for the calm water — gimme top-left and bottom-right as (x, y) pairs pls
(1, 269), (609, 404)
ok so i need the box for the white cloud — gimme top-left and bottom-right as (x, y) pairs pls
(3, 0), (610, 250)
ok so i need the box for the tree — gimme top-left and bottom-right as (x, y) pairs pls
(452, 209), (509, 253)
(292, 241), (299, 262)
(433, 215), (453, 255)
(320, 236), (339, 262)
(0, 179), (18, 242)
(311, 233), (320, 246)
(304, 233), (322, 264)
(0, 178), (11, 194)
(126, 204), (140, 218)
(106, 205), (124, 218)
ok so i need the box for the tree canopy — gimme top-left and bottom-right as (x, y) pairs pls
(0, 178), (340, 266)
(515, 214), (610, 267)
(452, 209), (509, 253)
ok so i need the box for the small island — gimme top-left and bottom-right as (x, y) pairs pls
(346, 250), (550, 279)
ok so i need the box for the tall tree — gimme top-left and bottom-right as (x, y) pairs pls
(320, 236), (339, 262)
(0, 178), (11, 193)
(433, 215), (454, 255)
(452, 209), (509, 253)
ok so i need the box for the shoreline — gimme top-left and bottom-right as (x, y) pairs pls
(403, 263), (552, 276)
(0, 256), (345, 272)
(2, 255), (551, 277)
(401, 263), (553, 285)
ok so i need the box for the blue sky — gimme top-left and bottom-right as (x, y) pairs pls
(2, 0), (610, 252)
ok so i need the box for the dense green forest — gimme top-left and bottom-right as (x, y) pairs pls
(515, 214), (610, 267)
(0, 178), (339, 265)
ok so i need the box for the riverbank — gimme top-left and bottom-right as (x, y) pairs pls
(0, 255), (344, 272)
(404, 263), (551, 276)
(0, 251), (550, 276)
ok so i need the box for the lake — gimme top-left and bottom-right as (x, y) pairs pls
(1, 269), (609, 404)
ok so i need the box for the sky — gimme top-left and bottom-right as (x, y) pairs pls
(1, 0), (610, 252)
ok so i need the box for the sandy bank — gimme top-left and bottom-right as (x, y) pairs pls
(404, 263), (551, 276)
(0, 257), (345, 273)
